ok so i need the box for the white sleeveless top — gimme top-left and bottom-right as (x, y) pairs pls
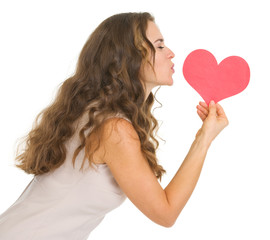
(0, 114), (127, 239)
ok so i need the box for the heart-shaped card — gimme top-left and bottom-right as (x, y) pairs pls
(182, 49), (250, 105)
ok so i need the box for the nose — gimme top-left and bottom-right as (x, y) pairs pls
(167, 47), (175, 59)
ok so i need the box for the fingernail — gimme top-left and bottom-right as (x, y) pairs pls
(210, 100), (215, 105)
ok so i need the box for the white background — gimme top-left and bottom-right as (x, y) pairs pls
(0, 0), (269, 239)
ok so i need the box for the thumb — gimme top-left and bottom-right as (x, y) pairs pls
(208, 100), (217, 116)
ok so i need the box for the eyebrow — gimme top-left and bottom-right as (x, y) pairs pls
(154, 38), (164, 43)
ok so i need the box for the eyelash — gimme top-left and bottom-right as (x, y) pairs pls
(158, 46), (165, 49)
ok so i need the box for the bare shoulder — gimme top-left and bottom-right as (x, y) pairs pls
(89, 117), (140, 165)
(97, 117), (143, 165)
(101, 117), (140, 146)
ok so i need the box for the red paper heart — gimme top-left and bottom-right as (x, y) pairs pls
(182, 49), (250, 105)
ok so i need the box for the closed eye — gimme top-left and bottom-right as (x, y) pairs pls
(158, 46), (164, 49)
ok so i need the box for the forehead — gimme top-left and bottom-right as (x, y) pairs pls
(146, 21), (163, 43)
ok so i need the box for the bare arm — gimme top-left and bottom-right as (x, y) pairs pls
(95, 101), (228, 227)
(164, 101), (229, 223)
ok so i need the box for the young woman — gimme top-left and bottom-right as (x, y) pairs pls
(0, 12), (228, 239)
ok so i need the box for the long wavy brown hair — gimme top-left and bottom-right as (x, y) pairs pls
(15, 12), (166, 180)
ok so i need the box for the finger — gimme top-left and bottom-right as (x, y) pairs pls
(197, 109), (207, 121)
(216, 103), (227, 118)
(199, 101), (209, 113)
(199, 101), (208, 109)
(196, 104), (209, 116)
(208, 100), (217, 117)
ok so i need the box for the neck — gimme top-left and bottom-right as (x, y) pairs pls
(144, 83), (156, 102)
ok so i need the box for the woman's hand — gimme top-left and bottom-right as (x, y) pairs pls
(196, 100), (229, 144)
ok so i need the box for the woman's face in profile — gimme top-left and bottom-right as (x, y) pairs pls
(143, 21), (175, 89)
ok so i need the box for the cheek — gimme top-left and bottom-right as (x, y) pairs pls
(154, 58), (168, 77)
(154, 58), (163, 73)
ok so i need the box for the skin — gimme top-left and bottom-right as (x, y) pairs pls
(143, 21), (175, 97)
(91, 21), (229, 227)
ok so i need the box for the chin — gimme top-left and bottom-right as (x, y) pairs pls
(164, 77), (174, 86)
(155, 77), (174, 87)
(168, 79), (174, 86)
